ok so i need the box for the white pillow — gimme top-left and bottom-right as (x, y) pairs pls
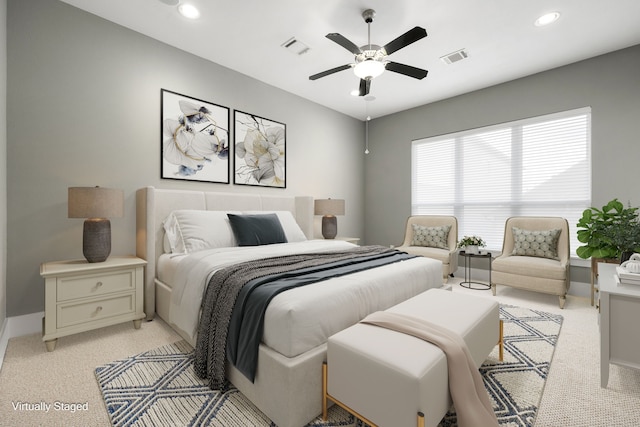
(242, 211), (307, 242)
(163, 210), (240, 253)
(163, 212), (185, 253)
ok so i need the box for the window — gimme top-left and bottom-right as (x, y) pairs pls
(411, 107), (591, 255)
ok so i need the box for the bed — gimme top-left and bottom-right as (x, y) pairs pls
(135, 186), (443, 427)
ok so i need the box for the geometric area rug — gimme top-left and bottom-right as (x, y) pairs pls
(95, 305), (563, 427)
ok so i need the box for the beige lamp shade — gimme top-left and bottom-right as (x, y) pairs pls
(314, 199), (345, 216)
(68, 187), (124, 219)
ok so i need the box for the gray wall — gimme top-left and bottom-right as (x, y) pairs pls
(363, 44), (640, 282)
(364, 46), (640, 239)
(6, 0), (364, 317)
(0, 0), (6, 328)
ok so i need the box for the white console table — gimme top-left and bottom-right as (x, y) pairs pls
(598, 263), (640, 387)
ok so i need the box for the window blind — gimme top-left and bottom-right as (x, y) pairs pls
(411, 107), (591, 254)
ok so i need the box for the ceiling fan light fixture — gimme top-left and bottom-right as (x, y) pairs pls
(354, 60), (385, 79)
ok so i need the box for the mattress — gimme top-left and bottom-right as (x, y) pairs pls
(157, 253), (185, 285)
(164, 240), (443, 358)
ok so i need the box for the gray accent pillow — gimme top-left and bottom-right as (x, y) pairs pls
(411, 224), (451, 249)
(227, 213), (288, 246)
(512, 227), (561, 260)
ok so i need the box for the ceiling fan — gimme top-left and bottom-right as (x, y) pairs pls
(309, 9), (428, 96)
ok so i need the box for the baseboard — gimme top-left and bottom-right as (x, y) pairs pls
(452, 267), (590, 298)
(0, 311), (43, 370)
(0, 318), (6, 368)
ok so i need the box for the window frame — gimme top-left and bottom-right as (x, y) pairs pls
(411, 107), (592, 255)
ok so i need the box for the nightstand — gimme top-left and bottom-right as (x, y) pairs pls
(40, 256), (146, 351)
(598, 263), (640, 387)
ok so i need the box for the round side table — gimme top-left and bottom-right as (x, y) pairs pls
(459, 250), (492, 290)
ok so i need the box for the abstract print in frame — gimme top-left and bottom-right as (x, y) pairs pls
(234, 110), (286, 188)
(161, 89), (230, 183)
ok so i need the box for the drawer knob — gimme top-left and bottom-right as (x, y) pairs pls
(96, 306), (103, 312)
(96, 281), (103, 287)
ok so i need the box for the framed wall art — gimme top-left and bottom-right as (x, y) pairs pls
(234, 110), (286, 188)
(161, 89), (230, 183)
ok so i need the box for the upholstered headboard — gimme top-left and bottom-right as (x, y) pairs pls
(135, 186), (314, 319)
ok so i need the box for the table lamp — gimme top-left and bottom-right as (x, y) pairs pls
(68, 186), (124, 263)
(314, 198), (345, 239)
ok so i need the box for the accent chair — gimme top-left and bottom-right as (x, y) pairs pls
(491, 216), (570, 308)
(397, 215), (458, 282)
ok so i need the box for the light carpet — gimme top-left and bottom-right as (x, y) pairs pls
(95, 305), (562, 427)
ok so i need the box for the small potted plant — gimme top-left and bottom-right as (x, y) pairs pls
(458, 235), (486, 255)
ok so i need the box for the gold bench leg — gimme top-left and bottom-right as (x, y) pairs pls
(498, 319), (504, 361)
(418, 411), (425, 427)
(322, 361), (379, 426)
(322, 362), (328, 421)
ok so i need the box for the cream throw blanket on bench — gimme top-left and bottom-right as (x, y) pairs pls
(361, 311), (499, 427)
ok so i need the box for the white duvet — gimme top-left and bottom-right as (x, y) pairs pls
(167, 240), (443, 357)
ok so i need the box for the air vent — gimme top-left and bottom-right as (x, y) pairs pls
(440, 49), (468, 65)
(281, 37), (310, 56)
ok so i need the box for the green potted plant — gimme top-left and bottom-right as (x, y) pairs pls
(576, 198), (640, 261)
(599, 204), (640, 262)
(457, 235), (486, 255)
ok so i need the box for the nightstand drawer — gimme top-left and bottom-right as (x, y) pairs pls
(57, 293), (135, 329)
(57, 270), (135, 302)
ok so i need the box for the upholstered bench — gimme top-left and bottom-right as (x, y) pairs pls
(322, 288), (502, 427)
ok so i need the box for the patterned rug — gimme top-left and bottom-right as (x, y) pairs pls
(95, 305), (563, 427)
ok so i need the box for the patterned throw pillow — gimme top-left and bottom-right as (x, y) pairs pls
(411, 224), (451, 249)
(512, 227), (561, 260)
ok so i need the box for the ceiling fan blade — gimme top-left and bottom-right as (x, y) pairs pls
(383, 27), (427, 55)
(385, 61), (428, 80)
(326, 33), (362, 55)
(309, 64), (352, 80)
(359, 78), (371, 96)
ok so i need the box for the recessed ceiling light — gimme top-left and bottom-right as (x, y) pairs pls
(535, 12), (560, 27)
(178, 4), (200, 19)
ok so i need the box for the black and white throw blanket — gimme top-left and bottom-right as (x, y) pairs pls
(193, 245), (416, 389)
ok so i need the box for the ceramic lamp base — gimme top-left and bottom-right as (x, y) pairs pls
(321, 215), (338, 239)
(83, 218), (111, 263)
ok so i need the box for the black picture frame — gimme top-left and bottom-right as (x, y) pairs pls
(233, 110), (286, 188)
(161, 89), (230, 183)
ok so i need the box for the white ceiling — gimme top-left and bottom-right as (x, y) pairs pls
(58, 0), (640, 120)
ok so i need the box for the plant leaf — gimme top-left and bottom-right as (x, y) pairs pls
(576, 245), (592, 259)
